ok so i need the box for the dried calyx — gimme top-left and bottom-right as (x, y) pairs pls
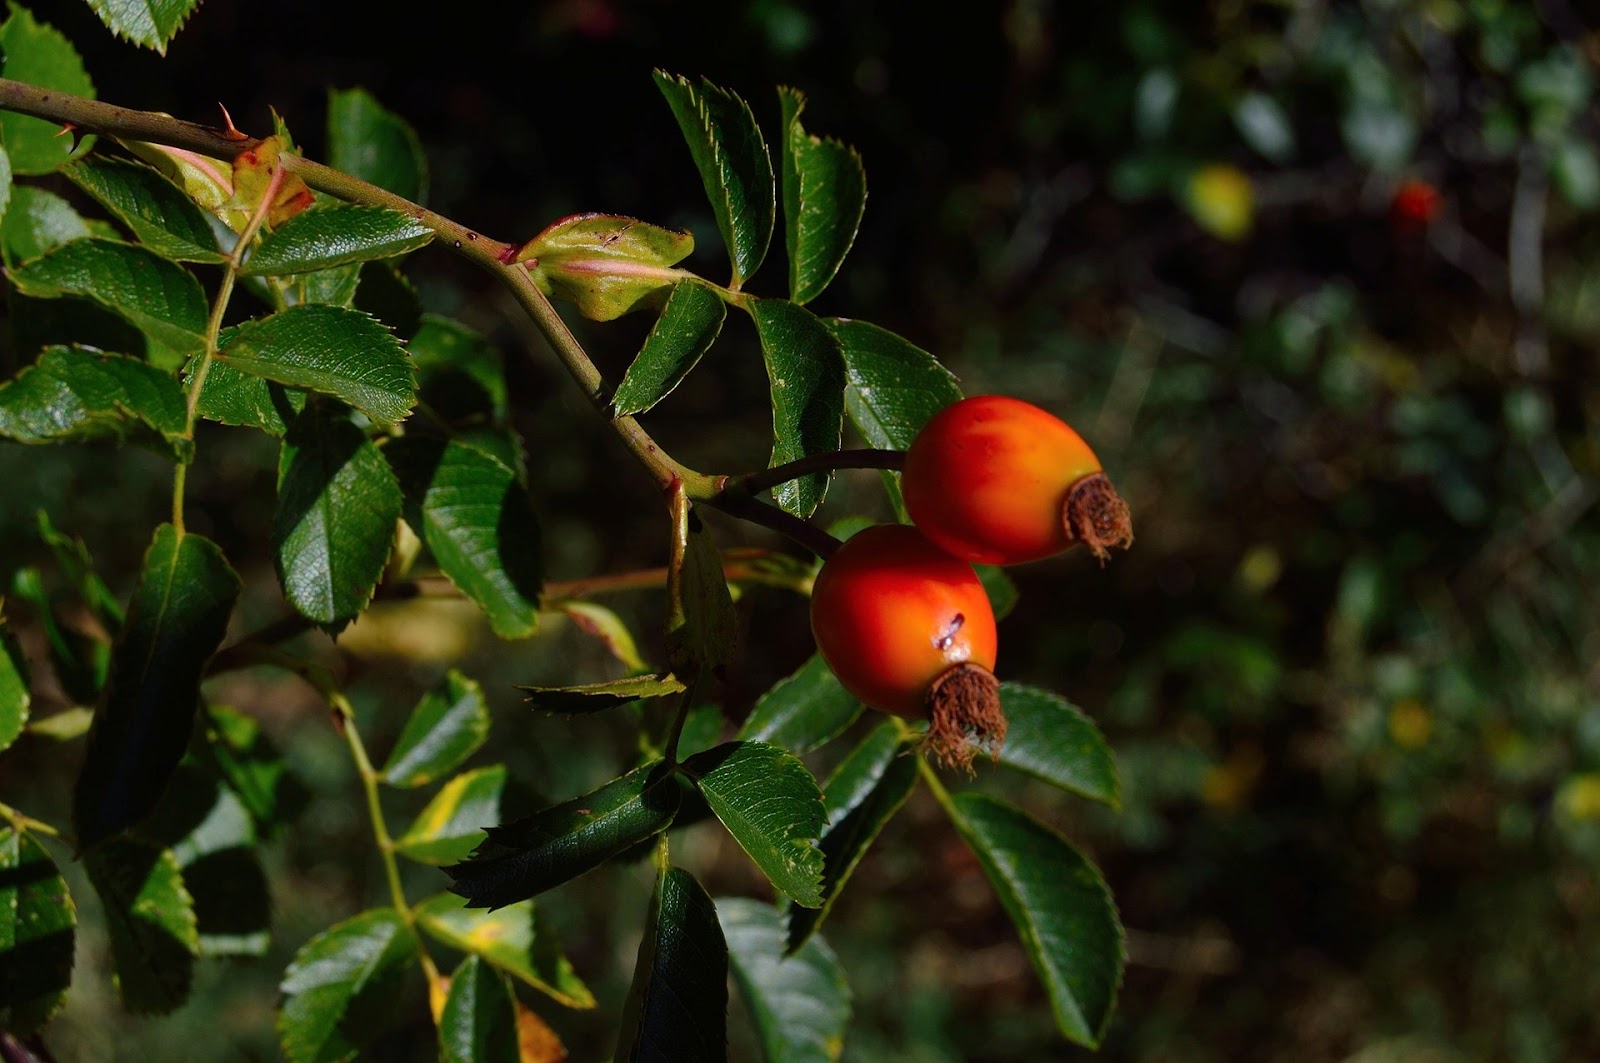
(924, 662), (1006, 774)
(1063, 473), (1134, 562)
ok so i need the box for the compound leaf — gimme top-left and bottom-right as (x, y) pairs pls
(830, 318), (961, 450)
(721, 897), (849, 1063)
(615, 865), (728, 1062)
(778, 88), (866, 306)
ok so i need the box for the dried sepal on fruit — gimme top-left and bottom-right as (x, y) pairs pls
(809, 524), (1004, 771)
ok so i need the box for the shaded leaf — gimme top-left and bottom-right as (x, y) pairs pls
(439, 956), (520, 1063)
(0, 827), (75, 1035)
(204, 704), (301, 832)
(72, 525), (241, 849)
(277, 908), (419, 1063)
(654, 71), (774, 287)
(830, 318), (961, 450)
(386, 436), (542, 638)
(328, 88), (428, 203)
(83, 0), (202, 54)
(0, 609), (29, 754)
(395, 764), (507, 867)
(382, 669), (490, 787)
(353, 261), (423, 339)
(778, 88), (866, 305)
(36, 510), (125, 629)
(786, 723), (918, 952)
(191, 358), (306, 436)
(1, 186), (93, 263)
(0, 346), (188, 456)
(8, 565), (106, 704)
(736, 653), (860, 755)
(415, 892), (595, 1010)
(519, 673), (685, 716)
(0, 144), (9, 228)
(976, 564), (1018, 621)
(8, 238), (207, 355)
(683, 741), (825, 907)
(217, 304), (414, 425)
(721, 897), (849, 1063)
(997, 684), (1119, 807)
(615, 865), (728, 1062)
(518, 213), (694, 322)
(666, 493), (737, 675)
(748, 299), (845, 517)
(244, 205), (433, 276)
(63, 155), (226, 262)
(84, 837), (198, 1014)
(0, 6), (96, 174)
(411, 314), (506, 424)
(948, 793), (1123, 1048)
(273, 403), (403, 627)
(611, 279), (727, 416)
(446, 761), (683, 910)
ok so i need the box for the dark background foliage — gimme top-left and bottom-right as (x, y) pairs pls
(4, 0), (1599, 1059)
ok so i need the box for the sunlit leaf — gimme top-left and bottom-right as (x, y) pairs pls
(217, 304), (414, 425)
(382, 669), (490, 787)
(273, 402), (403, 627)
(0, 6), (96, 174)
(778, 88), (865, 305)
(328, 87), (428, 203)
(0, 346), (188, 457)
(611, 280), (727, 416)
(786, 723), (918, 952)
(721, 897), (849, 1063)
(415, 892), (595, 1010)
(830, 318), (961, 450)
(83, 0), (202, 54)
(0, 827), (75, 1035)
(684, 741), (825, 907)
(518, 673), (685, 716)
(8, 238), (207, 355)
(736, 654), (860, 755)
(748, 298), (845, 517)
(244, 205), (433, 276)
(439, 956), (520, 1063)
(518, 213), (695, 322)
(948, 793), (1123, 1048)
(277, 908), (419, 1063)
(615, 865), (728, 1061)
(63, 155), (227, 262)
(653, 71), (774, 287)
(386, 436), (542, 639)
(72, 524), (241, 849)
(997, 684), (1119, 806)
(395, 764), (506, 867)
(85, 837), (198, 1014)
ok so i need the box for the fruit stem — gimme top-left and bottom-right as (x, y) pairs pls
(705, 493), (842, 560)
(706, 448), (906, 500)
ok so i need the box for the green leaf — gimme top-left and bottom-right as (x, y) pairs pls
(83, 0), (201, 53)
(204, 704), (302, 833)
(217, 304), (415, 425)
(327, 87), (428, 203)
(277, 908), (419, 1063)
(244, 205), (433, 276)
(948, 793), (1124, 1048)
(611, 280), (727, 416)
(395, 764), (506, 867)
(0, 609), (29, 754)
(666, 496), (738, 675)
(439, 956), (520, 1063)
(830, 319), (961, 450)
(976, 563), (1018, 621)
(72, 524), (241, 849)
(683, 741), (825, 907)
(0, 346), (188, 456)
(721, 897), (849, 1063)
(997, 684), (1120, 807)
(748, 298), (846, 517)
(736, 653), (860, 755)
(191, 359), (306, 437)
(617, 865), (728, 1062)
(415, 892), (595, 1010)
(519, 213), (695, 322)
(385, 436), (542, 638)
(273, 403), (403, 627)
(445, 761), (683, 910)
(63, 155), (227, 262)
(519, 673), (685, 716)
(2, 186), (93, 263)
(411, 315), (507, 424)
(381, 669), (490, 787)
(0, 6), (95, 174)
(778, 88), (866, 305)
(786, 723), (918, 952)
(0, 827), (75, 1035)
(653, 71), (775, 287)
(85, 837), (198, 1014)
(9, 238), (207, 355)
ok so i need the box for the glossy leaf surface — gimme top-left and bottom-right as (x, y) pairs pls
(277, 908), (419, 1063)
(611, 279), (727, 416)
(0, 7), (96, 174)
(83, 0), (202, 53)
(244, 205), (433, 275)
(327, 88), (428, 202)
(9, 238), (207, 355)
(382, 669), (490, 788)
(0, 346), (187, 456)
(439, 956), (519, 1063)
(997, 683), (1120, 806)
(778, 88), (866, 305)
(0, 611), (27, 754)
(615, 865), (728, 1062)
(721, 897), (849, 1063)
(519, 673), (685, 716)
(749, 298), (845, 517)
(63, 155), (225, 262)
(830, 318), (961, 450)
(684, 741), (826, 907)
(395, 764), (506, 867)
(736, 653), (860, 755)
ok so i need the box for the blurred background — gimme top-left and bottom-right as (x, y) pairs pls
(3, 0), (1599, 1059)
